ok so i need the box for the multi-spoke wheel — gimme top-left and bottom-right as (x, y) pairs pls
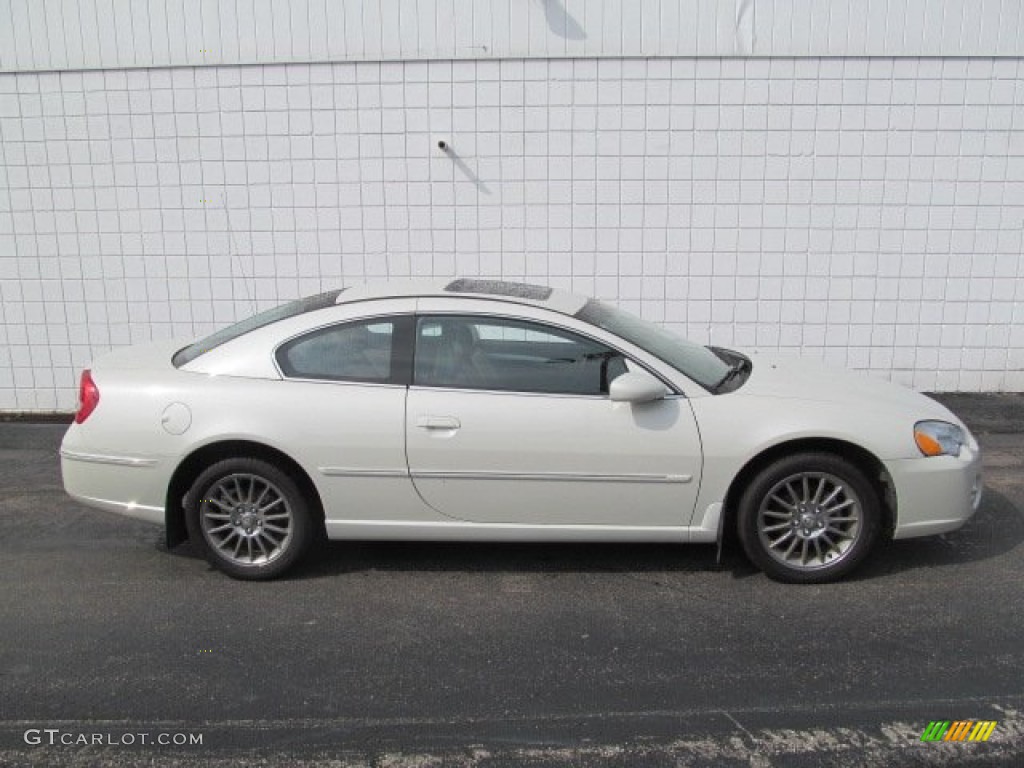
(185, 458), (313, 580)
(737, 453), (880, 583)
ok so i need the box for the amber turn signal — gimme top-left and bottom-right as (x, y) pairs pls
(914, 429), (943, 456)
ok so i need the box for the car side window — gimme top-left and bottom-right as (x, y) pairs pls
(277, 319), (395, 382)
(414, 316), (628, 395)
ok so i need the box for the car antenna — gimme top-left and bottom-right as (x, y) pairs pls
(221, 191), (257, 317)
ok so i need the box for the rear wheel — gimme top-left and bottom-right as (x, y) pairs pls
(737, 452), (881, 583)
(184, 457), (312, 580)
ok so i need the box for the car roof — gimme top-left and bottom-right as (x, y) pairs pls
(336, 278), (589, 316)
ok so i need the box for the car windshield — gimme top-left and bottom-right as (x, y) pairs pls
(172, 290), (343, 367)
(575, 299), (731, 391)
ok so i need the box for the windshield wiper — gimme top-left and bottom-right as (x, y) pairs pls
(713, 358), (751, 393)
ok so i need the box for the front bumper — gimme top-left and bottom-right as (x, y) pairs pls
(887, 439), (983, 539)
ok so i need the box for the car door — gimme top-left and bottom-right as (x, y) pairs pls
(405, 313), (703, 527)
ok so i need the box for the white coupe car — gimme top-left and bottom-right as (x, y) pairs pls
(60, 279), (982, 583)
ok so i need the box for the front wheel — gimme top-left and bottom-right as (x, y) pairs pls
(737, 453), (881, 583)
(184, 457), (313, 580)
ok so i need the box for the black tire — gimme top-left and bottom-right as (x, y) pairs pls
(736, 452), (881, 584)
(184, 457), (313, 580)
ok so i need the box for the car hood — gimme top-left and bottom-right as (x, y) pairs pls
(735, 352), (961, 426)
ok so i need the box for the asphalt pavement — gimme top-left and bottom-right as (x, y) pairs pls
(1, 393), (1023, 767)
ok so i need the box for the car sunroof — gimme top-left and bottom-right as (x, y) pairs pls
(444, 279), (553, 301)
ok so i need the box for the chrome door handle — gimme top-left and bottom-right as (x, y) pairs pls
(416, 416), (461, 430)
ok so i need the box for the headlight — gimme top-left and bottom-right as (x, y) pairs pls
(914, 420), (965, 457)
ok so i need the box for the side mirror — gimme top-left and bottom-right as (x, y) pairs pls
(609, 371), (669, 404)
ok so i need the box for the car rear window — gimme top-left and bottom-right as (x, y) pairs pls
(172, 290), (344, 367)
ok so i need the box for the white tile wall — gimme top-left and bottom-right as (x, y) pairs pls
(1, 56), (1024, 410)
(2, 0), (1024, 72)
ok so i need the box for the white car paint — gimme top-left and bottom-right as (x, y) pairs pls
(686, 352), (982, 541)
(60, 279), (983, 580)
(405, 386), (701, 527)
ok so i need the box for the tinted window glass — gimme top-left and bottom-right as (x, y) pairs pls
(415, 316), (627, 395)
(277, 319), (395, 382)
(173, 290), (343, 367)
(444, 279), (553, 301)
(576, 299), (730, 391)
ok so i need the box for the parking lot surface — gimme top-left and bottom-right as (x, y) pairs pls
(1, 394), (1023, 766)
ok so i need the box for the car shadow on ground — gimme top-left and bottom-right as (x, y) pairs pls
(852, 485), (1024, 581)
(301, 539), (735, 578)
(243, 484), (1022, 583)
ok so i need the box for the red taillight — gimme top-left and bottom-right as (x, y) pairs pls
(75, 369), (100, 424)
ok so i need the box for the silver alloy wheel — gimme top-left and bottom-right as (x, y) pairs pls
(756, 471), (863, 571)
(200, 473), (293, 566)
